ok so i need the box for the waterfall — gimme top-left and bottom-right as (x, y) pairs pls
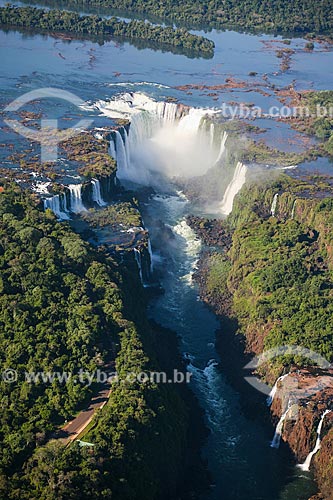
(98, 92), (228, 185)
(298, 410), (332, 471)
(147, 238), (154, 274)
(114, 130), (129, 173)
(220, 162), (247, 215)
(270, 401), (293, 449)
(267, 373), (290, 407)
(134, 248), (143, 282)
(124, 128), (131, 168)
(209, 123), (215, 149)
(91, 179), (106, 206)
(215, 130), (228, 164)
(109, 139), (116, 160)
(271, 193), (279, 217)
(43, 193), (70, 220)
(291, 200), (297, 219)
(68, 184), (86, 213)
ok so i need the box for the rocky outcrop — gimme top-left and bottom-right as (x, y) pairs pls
(270, 370), (333, 462)
(186, 215), (232, 249)
(313, 429), (333, 500)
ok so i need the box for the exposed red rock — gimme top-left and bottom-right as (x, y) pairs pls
(270, 370), (333, 498)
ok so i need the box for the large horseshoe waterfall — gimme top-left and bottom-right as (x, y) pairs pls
(98, 93), (245, 212)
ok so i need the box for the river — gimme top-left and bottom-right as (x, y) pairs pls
(1, 5), (333, 498)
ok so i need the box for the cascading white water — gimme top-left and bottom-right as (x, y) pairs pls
(220, 161), (247, 215)
(44, 194), (70, 220)
(147, 238), (154, 274)
(215, 130), (228, 164)
(68, 184), (86, 213)
(267, 373), (291, 407)
(114, 130), (130, 172)
(95, 92), (228, 186)
(134, 248), (143, 282)
(271, 401), (293, 449)
(209, 123), (215, 149)
(271, 193), (279, 217)
(291, 199), (297, 219)
(91, 179), (106, 206)
(33, 181), (51, 194)
(298, 410), (332, 471)
(109, 139), (117, 159)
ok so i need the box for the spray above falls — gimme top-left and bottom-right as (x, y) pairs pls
(93, 92), (247, 211)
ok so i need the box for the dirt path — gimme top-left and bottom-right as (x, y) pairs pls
(56, 385), (111, 444)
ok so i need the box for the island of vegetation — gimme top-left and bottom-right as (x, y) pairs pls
(27, 0), (333, 36)
(0, 4), (215, 58)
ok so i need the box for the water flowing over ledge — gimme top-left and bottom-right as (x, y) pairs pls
(93, 92), (247, 214)
(43, 177), (111, 219)
(298, 410), (332, 471)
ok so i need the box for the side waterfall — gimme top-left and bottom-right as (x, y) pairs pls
(271, 401), (293, 449)
(134, 248), (143, 282)
(91, 179), (106, 206)
(43, 178), (110, 218)
(68, 184), (86, 213)
(215, 130), (228, 164)
(220, 162), (247, 215)
(267, 374), (291, 407)
(271, 193), (279, 217)
(147, 238), (154, 274)
(298, 410), (332, 471)
(291, 200), (297, 219)
(43, 194), (70, 220)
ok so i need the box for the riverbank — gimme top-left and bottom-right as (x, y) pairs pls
(188, 173), (333, 499)
(0, 179), (209, 500)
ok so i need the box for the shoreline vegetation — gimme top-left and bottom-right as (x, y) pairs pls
(0, 4), (215, 58)
(0, 181), (208, 500)
(188, 174), (333, 500)
(15, 0), (333, 37)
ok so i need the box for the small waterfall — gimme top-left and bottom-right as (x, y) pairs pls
(270, 401), (293, 449)
(43, 193), (70, 220)
(91, 179), (106, 206)
(147, 238), (154, 274)
(215, 130), (228, 164)
(291, 200), (297, 219)
(267, 373), (290, 407)
(298, 410), (332, 471)
(124, 128), (131, 167)
(134, 248), (143, 282)
(271, 193), (279, 217)
(68, 184), (86, 213)
(114, 130), (129, 172)
(109, 139), (116, 159)
(220, 161), (247, 215)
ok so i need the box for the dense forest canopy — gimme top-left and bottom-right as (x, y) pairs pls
(203, 176), (333, 372)
(0, 183), (190, 500)
(0, 4), (215, 57)
(29, 0), (333, 33)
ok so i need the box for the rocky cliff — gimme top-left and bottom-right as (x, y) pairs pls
(188, 173), (333, 499)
